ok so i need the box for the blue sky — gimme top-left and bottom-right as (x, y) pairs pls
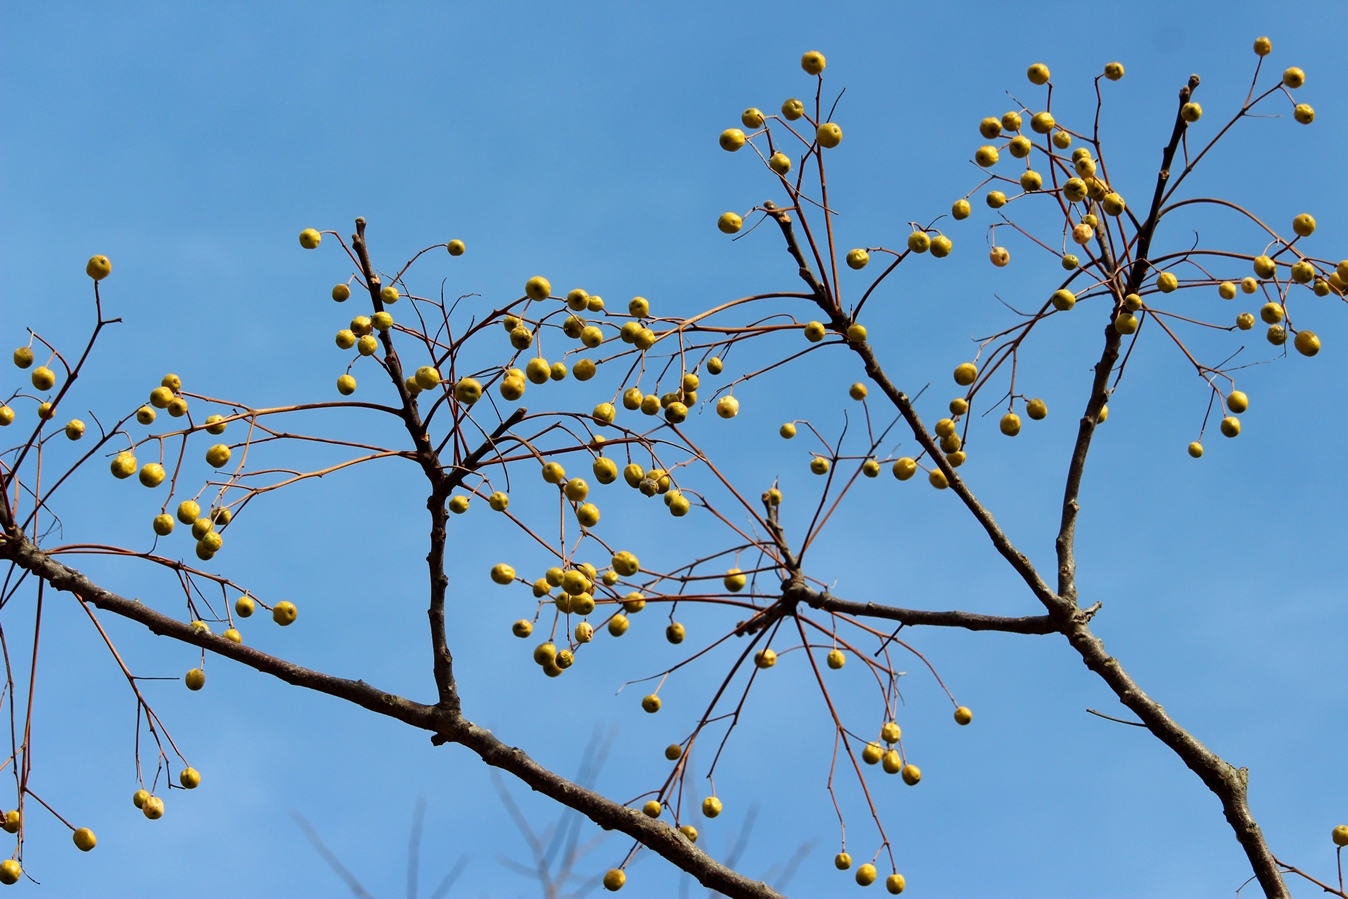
(2, 2), (1346, 897)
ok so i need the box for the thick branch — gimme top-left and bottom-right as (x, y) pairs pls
(1055, 75), (1200, 605)
(0, 536), (785, 899)
(807, 590), (1058, 635)
(1065, 618), (1286, 898)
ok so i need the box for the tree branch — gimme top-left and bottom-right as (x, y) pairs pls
(806, 590), (1059, 635)
(0, 536), (786, 899)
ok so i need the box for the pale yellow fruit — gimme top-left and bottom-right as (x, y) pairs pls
(86, 254), (113, 279)
(717, 212), (743, 234)
(816, 122), (843, 148)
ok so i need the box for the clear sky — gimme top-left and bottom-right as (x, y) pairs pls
(2, 2), (1346, 897)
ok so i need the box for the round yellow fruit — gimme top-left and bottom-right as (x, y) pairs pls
(179, 767), (201, 789)
(447, 239), (465, 256)
(205, 443), (231, 468)
(953, 362), (977, 386)
(185, 668), (206, 691)
(741, 107), (765, 128)
(827, 649), (846, 669)
(139, 462), (166, 488)
(1227, 391), (1249, 414)
(1332, 824), (1348, 847)
(603, 869), (626, 891)
(835, 852), (852, 870)
(892, 457), (917, 481)
(886, 873), (906, 894)
(989, 246), (1010, 267)
(717, 212), (743, 234)
(524, 276), (552, 300)
(1220, 416), (1241, 438)
(298, 229), (322, 249)
(1188, 442), (1204, 459)
(952, 198), (971, 219)
(86, 254), (113, 280)
(718, 128), (746, 152)
(1105, 61), (1125, 80)
(73, 827), (97, 851)
(901, 764), (922, 785)
(801, 50), (826, 75)
(272, 600), (298, 626)
(31, 365), (56, 391)
(1294, 104), (1314, 124)
(142, 796), (165, 820)
(641, 694), (661, 713)
(954, 706), (973, 725)
(1026, 62), (1050, 85)
(702, 796), (722, 818)
(768, 152), (792, 175)
(1282, 67), (1305, 89)
(1026, 398), (1048, 420)
(846, 248), (870, 270)
(755, 648), (776, 668)
(1291, 213), (1316, 237)
(414, 366), (441, 389)
(1253, 36), (1272, 56)
(1051, 289), (1076, 311)
(781, 97), (805, 120)
(816, 122), (843, 148)
(856, 863), (878, 886)
(1293, 330), (1320, 357)
(1000, 413), (1022, 436)
(0, 860), (21, 885)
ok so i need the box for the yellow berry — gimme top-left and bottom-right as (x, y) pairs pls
(298, 229), (322, 249)
(719, 128), (747, 152)
(524, 276), (552, 300)
(86, 254), (113, 280)
(1294, 330), (1320, 357)
(816, 122), (843, 148)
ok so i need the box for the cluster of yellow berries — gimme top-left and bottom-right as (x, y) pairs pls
(715, 52), (845, 237)
(502, 554), (647, 677)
